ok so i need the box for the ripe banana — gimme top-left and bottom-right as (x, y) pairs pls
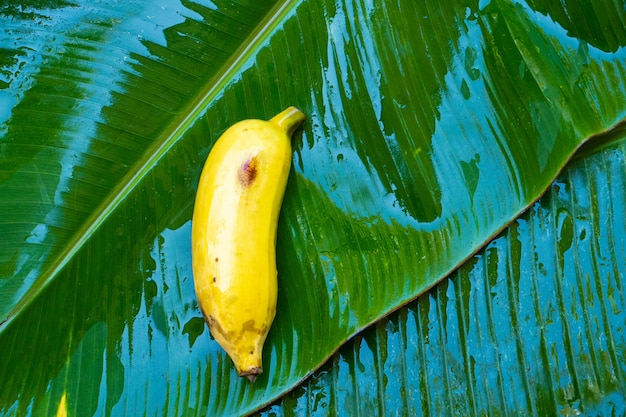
(191, 107), (306, 382)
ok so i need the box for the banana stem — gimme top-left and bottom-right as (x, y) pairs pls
(270, 106), (306, 137)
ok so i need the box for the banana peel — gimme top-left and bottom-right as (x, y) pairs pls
(191, 107), (306, 382)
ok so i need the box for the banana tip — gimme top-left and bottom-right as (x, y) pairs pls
(270, 107), (306, 137)
(240, 367), (263, 383)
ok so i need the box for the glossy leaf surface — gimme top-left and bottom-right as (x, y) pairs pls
(258, 131), (626, 416)
(0, 0), (625, 416)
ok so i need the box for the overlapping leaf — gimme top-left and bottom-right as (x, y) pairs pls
(0, 0), (625, 416)
(258, 130), (626, 416)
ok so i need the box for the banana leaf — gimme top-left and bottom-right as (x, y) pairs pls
(0, 0), (625, 416)
(257, 128), (626, 416)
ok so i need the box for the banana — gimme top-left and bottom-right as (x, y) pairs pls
(191, 107), (306, 382)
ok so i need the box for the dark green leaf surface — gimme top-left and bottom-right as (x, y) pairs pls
(257, 132), (626, 416)
(0, 0), (625, 416)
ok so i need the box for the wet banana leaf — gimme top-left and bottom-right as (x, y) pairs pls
(0, 0), (625, 416)
(256, 129), (626, 416)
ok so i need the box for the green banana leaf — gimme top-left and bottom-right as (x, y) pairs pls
(257, 129), (626, 416)
(0, 0), (624, 416)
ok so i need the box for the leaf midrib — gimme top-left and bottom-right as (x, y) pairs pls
(0, 0), (301, 334)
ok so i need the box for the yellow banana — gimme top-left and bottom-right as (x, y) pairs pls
(191, 107), (306, 382)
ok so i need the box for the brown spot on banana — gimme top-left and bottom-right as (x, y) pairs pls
(205, 313), (225, 337)
(205, 313), (238, 342)
(240, 319), (267, 337)
(237, 156), (258, 187)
